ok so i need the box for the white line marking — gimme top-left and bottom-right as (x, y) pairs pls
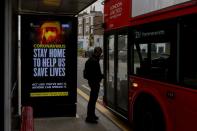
(82, 85), (90, 91)
(82, 84), (103, 91)
(76, 114), (79, 118)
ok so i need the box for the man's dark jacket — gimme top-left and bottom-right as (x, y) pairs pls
(84, 55), (103, 83)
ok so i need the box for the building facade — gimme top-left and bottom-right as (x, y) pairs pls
(78, 10), (103, 52)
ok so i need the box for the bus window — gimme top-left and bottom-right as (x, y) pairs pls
(181, 20), (197, 88)
(133, 44), (148, 75)
(117, 35), (128, 111)
(133, 42), (171, 81)
(106, 35), (115, 105)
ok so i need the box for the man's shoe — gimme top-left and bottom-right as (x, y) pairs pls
(93, 115), (99, 120)
(85, 117), (98, 124)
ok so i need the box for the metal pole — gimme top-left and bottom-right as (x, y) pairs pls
(18, 15), (22, 115)
(4, 0), (12, 130)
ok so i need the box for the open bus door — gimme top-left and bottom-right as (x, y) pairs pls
(104, 30), (129, 118)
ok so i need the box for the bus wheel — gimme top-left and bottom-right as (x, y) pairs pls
(133, 96), (165, 131)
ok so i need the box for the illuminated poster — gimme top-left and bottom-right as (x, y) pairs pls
(31, 21), (67, 97)
(21, 15), (77, 117)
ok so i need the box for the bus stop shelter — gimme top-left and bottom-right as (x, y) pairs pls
(19, 0), (97, 15)
(1, 0), (97, 131)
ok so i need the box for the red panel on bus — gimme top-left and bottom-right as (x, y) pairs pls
(104, 0), (197, 30)
(104, 0), (131, 31)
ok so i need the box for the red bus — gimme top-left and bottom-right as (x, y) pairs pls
(103, 0), (197, 131)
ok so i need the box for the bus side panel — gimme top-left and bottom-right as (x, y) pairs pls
(129, 76), (174, 131)
(104, 0), (131, 31)
(129, 76), (197, 131)
(130, 1), (197, 26)
(172, 88), (197, 131)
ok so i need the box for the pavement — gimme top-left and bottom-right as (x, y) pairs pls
(34, 93), (122, 131)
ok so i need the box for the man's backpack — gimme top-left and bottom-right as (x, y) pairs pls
(83, 59), (89, 79)
(83, 68), (88, 79)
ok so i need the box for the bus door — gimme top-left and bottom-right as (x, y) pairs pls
(117, 34), (128, 115)
(105, 35), (115, 109)
(105, 31), (128, 117)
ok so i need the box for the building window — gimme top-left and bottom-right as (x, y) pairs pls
(90, 28), (93, 34)
(78, 18), (82, 25)
(91, 17), (93, 25)
(97, 38), (100, 43)
(86, 17), (89, 23)
(157, 43), (166, 53)
(86, 26), (89, 33)
(78, 27), (82, 34)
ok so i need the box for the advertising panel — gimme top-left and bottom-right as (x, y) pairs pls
(21, 15), (77, 117)
(132, 0), (192, 17)
(31, 21), (67, 97)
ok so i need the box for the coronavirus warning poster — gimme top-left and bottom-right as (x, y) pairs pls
(21, 15), (77, 117)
